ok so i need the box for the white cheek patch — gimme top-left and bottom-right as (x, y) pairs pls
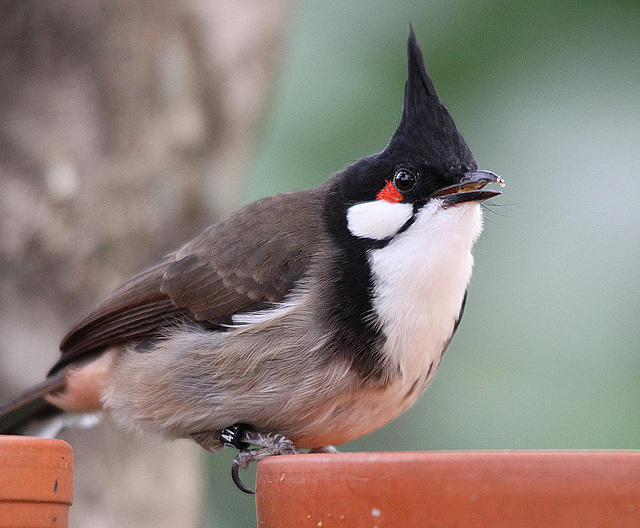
(346, 200), (413, 240)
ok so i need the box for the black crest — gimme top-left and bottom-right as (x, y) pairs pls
(386, 27), (477, 173)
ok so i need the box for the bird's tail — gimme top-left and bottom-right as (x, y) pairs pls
(0, 373), (69, 436)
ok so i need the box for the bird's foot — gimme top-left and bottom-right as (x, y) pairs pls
(219, 424), (299, 494)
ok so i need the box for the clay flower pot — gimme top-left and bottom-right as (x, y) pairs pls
(256, 451), (640, 527)
(0, 436), (73, 528)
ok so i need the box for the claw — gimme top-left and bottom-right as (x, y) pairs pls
(231, 457), (256, 494)
(219, 424), (300, 493)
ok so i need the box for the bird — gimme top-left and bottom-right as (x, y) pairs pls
(0, 28), (503, 493)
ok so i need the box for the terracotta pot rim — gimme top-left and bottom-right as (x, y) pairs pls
(0, 435), (74, 505)
(256, 450), (640, 528)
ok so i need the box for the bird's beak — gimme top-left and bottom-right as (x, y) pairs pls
(430, 170), (504, 207)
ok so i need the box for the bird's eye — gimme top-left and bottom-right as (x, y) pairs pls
(393, 169), (418, 192)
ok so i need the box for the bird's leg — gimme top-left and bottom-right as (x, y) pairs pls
(219, 424), (299, 494)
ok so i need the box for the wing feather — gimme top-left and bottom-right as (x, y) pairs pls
(51, 186), (326, 372)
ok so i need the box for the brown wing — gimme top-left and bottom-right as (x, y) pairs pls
(51, 186), (327, 374)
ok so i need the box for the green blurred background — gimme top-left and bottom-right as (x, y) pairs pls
(205, 0), (640, 526)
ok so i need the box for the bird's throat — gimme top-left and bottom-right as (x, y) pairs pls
(369, 201), (482, 383)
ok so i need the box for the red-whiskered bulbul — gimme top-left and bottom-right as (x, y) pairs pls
(0, 29), (503, 493)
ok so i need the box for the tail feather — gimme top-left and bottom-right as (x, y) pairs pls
(0, 373), (67, 435)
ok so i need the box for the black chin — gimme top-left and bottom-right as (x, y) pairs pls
(439, 189), (501, 207)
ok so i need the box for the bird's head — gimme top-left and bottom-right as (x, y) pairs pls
(327, 28), (502, 246)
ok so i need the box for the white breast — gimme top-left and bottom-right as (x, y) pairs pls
(369, 200), (484, 383)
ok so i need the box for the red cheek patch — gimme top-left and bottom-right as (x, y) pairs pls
(376, 180), (403, 203)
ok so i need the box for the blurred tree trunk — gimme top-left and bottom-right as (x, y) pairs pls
(0, 1), (293, 526)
